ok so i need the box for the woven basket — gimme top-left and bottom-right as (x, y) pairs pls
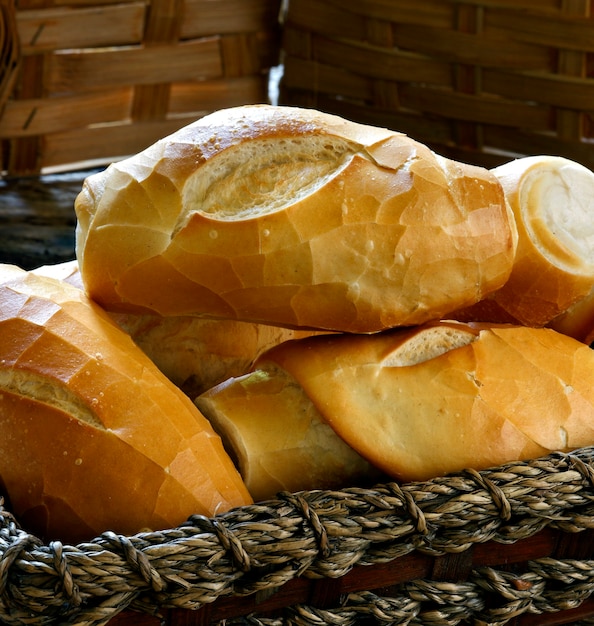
(279, 0), (594, 170)
(3, 448), (594, 625)
(0, 0), (282, 176)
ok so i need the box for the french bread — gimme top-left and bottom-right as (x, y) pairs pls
(33, 260), (326, 395)
(197, 321), (594, 487)
(0, 264), (251, 542)
(455, 156), (594, 327)
(197, 365), (384, 501)
(109, 314), (328, 397)
(74, 105), (516, 333)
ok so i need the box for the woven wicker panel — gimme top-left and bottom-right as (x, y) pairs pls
(279, 0), (594, 170)
(0, 0), (282, 176)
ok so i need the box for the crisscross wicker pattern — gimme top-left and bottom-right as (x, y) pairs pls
(2, 449), (594, 624)
(279, 0), (594, 170)
(0, 0), (281, 176)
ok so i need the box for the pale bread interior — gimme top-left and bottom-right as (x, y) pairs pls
(382, 323), (478, 367)
(0, 369), (102, 429)
(523, 158), (594, 273)
(181, 136), (359, 221)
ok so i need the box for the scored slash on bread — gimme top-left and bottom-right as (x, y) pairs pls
(0, 265), (251, 542)
(197, 321), (594, 495)
(74, 104), (516, 333)
(380, 320), (479, 366)
(196, 321), (477, 499)
(8, 105), (594, 530)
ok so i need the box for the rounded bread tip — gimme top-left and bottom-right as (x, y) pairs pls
(487, 156), (594, 327)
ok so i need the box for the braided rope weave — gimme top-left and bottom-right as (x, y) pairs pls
(2, 449), (594, 625)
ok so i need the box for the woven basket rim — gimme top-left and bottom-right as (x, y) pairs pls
(2, 446), (594, 625)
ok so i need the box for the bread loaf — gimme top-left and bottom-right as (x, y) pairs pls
(110, 314), (327, 397)
(74, 105), (516, 333)
(455, 156), (594, 327)
(198, 321), (594, 487)
(33, 260), (325, 396)
(0, 265), (251, 542)
(197, 365), (384, 501)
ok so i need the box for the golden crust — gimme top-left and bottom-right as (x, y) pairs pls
(255, 322), (594, 482)
(75, 105), (515, 332)
(0, 267), (251, 542)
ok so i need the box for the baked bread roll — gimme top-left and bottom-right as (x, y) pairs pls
(197, 366), (384, 501)
(0, 265), (251, 542)
(198, 321), (594, 487)
(455, 156), (594, 327)
(109, 314), (327, 397)
(33, 259), (84, 288)
(74, 105), (516, 333)
(33, 261), (325, 396)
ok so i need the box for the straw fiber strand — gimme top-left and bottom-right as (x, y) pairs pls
(1, 449), (594, 624)
(280, 0), (594, 169)
(0, 0), (282, 176)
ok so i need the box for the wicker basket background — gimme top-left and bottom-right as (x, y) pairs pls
(0, 0), (282, 176)
(0, 0), (20, 118)
(279, 0), (594, 170)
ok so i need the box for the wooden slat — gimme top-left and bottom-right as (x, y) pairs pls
(51, 0), (142, 6)
(42, 116), (203, 167)
(460, 0), (560, 9)
(282, 55), (372, 103)
(280, 0), (594, 169)
(392, 24), (552, 69)
(0, 0), (20, 113)
(46, 38), (222, 93)
(182, 0), (281, 39)
(7, 52), (44, 174)
(283, 0), (368, 42)
(168, 76), (269, 114)
(485, 6), (594, 51)
(131, 0), (184, 122)
(220, 32), (271, 78)
(0, 89), (132, 138)
(451, 3), (482, 159)
(16, 4), (145, 52)
(319, 0), (452, 28)
(482, 68), (594, 111)
(1, 0), (281, 175)
(398, 83), (552, 130)
(305, 33), (452, 86)
(482, 125), (594, 170)
(556, 0), (590, 141)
